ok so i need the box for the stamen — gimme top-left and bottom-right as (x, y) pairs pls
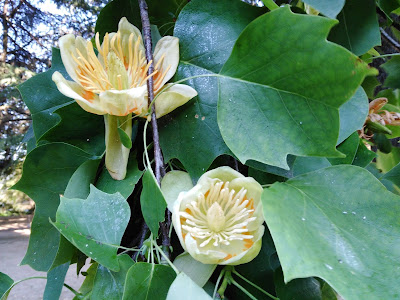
(117, 75), (123, 90)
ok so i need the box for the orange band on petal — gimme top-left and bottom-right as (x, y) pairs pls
(82, 90), (95, 102)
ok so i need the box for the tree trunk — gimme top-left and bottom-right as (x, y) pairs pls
(1, 0), (9, 63)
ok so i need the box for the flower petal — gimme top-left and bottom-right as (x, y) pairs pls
(155, 84), (197, 118)
(185, 234), (227, 264)
(197, 166), (245, 187)
(58, 34), (82, 83)
(221, 226), (264, 265)
(161, 171), (194, 211)
(99, 85), (147, 116)
(153, 36), (179, 88)
(52, 71), (105, 115)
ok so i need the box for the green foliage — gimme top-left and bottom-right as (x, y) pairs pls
(123, 263), (176, 300)
(262, 165), (400, 299)
(52, 185), (130, 271)
(328, 0), (380, 56)
(8, 0), (400, 299)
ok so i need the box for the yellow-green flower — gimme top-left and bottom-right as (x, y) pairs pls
(172, 167), (265, 265)
(51, 17), (197, 180)
(52, 17), (196, 117)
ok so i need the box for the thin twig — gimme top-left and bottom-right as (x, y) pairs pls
(380, 28), (400, 52)
(138, 0), (171, 259)
(132, 221), (149, 260)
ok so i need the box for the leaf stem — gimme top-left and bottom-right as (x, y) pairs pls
(153, 242), (180, 274)
(230, 277), (258, 300)
(262, 0), (279, 11)
(213, 269), (225, 299)
(232, 270), (279, 300)
(138, 0), (171, 261)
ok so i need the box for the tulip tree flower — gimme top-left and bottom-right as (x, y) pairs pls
(171, 167), (265, 265)
(52, 17), (197, 180)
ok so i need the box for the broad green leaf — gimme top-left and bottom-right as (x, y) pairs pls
(50, 159), (101, 269)
(302, 0), (345, 18)
(166, 273), (212, 300)
(41, 102), (105, 156)
(18, 48), (74, 141)
(95, 0), (186, 37)
(173, 253), (216, 287)
(274, 268), (322, 300)
(337, 87), (368, 144)
(352, 140), (376, 167)
(377, 0), (400, 16)
(328, 0), (380, 56)
(122, 262), (176, 300)
(361, 76), (380, 99)
(77, 263), (98, 298)
(0, 272), (13, 300)
(96, 156), (143, 199)
(92, 255), (135, 300)
(247, 156), (331, 179)
(159, 0), (264, 178)
(140, 169), (167, 236)
(382, 56), (400, 89)
(218, 6), (376, 170)
(328, 132), (360, 165)
(161, 171), (193, 211)
(43, 262), (69, 300)
(13, 143), (95, 271)
(376, 148), (400, 172)
(52, 185), (130, 271)
(382, 162), (400, 186)
(262, 165), (400, 299)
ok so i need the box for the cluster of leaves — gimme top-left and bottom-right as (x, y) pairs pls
(2, 0), (400, 299)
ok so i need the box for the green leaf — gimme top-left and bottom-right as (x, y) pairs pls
(50, 159), (101, 270)
(140, 169), (167, 236)
(302, 0), (345, 18)
(42, 102), (105, 156)
(92, 255), (135, 300)
(117, 127), (132, 149)
(122, 262), (176, 300)
(159, 0), (264, 178)
(377, 148), (400, 172)
(96, 156), (143, 199)
(382, 56), (400, 89)
(0, 272), (13, 300)
(328, 132), (360, 165)
(167, 273), (212, 300)
(78, 263), (98, 298)
(43, 262), (69, 300)
(382, 162), (400, 186)
(337, 87), (368, 144)
(12, 143), (95, 271)
(218, 6), (376, 170)
(377, 0), (400, 15)
(328, 0), (380, 56)
(274, 268), (322, 300)
(353, 139), (376, 167)
(262, 165), (400, 299)
(18, 48), (74, 141)
(95, 0), (187, 37)
(52, 185), (130, 271)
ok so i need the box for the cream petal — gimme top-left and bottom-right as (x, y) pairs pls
(161, 171), (194, 211)
(221, 226), (264, 265)
(99, 85), (147, 116)
(52, 71), (105, 115)
(185, 234), (227, 265)
(155, 84), (197, 118)
(153, 36), (179, 88)
(58, 34), (81, 83)
(197, 166), (245, 187)
(172, 194), (187, 251)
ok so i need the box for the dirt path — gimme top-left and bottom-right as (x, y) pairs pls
(0, 216), (85, 300)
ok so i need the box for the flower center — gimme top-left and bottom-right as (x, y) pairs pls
(180, 181), (256, 248)
(71, 32), (170, 94)
(207, 202), (226, 232)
